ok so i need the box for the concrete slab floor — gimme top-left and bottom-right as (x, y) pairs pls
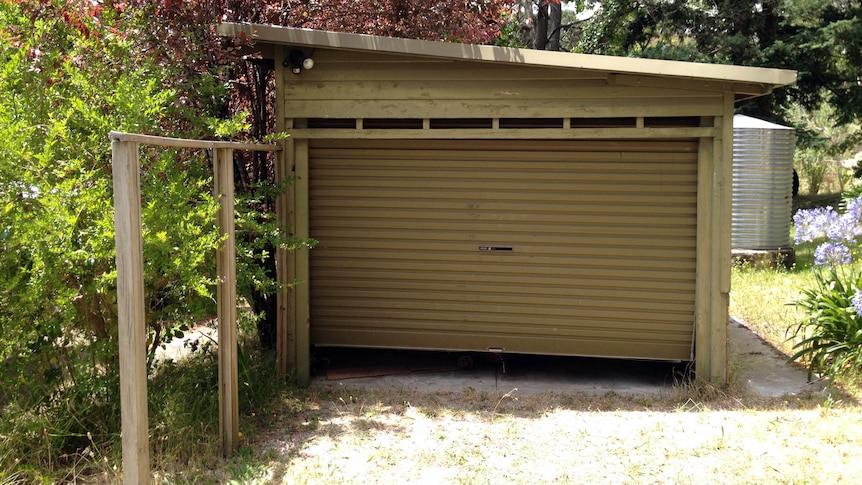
(311, 319), (825, 397)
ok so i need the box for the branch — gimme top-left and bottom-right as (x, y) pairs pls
(546, 18), (590, 45)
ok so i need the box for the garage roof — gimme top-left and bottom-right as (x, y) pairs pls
(218, 22), (796, 99)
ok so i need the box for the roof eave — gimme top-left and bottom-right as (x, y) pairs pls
(217, 22), (796, 95)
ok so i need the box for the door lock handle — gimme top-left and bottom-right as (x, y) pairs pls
(479, 245), (513, 251)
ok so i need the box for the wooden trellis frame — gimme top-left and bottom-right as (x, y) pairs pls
(110, 131), (281, 484)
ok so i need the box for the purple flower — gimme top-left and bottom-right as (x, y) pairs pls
(794, 206), (839, 244)
(814, 241), (852, 266)
(827, 213), (862, 242)
(846, 195), (862, 223)
(853, 290), (862, 317)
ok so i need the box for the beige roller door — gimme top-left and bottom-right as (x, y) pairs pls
(308, 139), (697, 361)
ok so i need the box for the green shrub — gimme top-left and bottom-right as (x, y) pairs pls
(790, 267), (862, 380)
(0, 2), (226, 479)
(790, 197), (862, 380)
(843, 179), (862, 203)
(0, 1), (311, 480)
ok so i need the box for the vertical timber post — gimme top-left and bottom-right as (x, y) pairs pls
(273, 45), (292, 378)
(293, 120), (310, 387)
(275, 139), (293, 377)
(695, 135), (715, 381)
(112, 138), (150, 484)
(295, 141), (310, 386)
(713, 101), (734, 383)
(285, 136), (299, 380)
(695, 111), (730, 385)
(214, 148), (240, 455)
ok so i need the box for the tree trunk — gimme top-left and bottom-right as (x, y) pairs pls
(237, 58), (279, 350)
(534, 1), (549, 50)
(547, 1), (562, 51)
(252, 254), (277, 349)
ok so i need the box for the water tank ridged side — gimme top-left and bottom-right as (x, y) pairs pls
(731, 115), (795, 249)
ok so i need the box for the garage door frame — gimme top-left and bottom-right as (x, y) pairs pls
(278, 105), (733, 386)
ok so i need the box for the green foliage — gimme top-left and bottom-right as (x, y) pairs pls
(0, 1), (228, 479)
(795, 147), (830, 195)
(574, 1), (713, 59)
(234, 177), (316, 299)
(788, 100), (860, 195)
(140, 149), (222, 367)
(790, 267), (862, 380)
(779, 0), (862, 126)
(844, 178), (862, 203)
(493, 11), (527, 48)
(209, 110), (252, 139)
(129, 333), (288, 482)
(0, 0), (315, 478)
(570, 1), (862, 131)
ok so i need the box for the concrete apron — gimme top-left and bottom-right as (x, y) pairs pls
(729, 317), (826, 397)
(311, 319), (825, 397)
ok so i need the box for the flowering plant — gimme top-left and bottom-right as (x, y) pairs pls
(793, 196), (862, 266)
(790, 195), (862, 379)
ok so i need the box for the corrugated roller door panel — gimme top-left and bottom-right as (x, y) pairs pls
(308, 139), (697, 360)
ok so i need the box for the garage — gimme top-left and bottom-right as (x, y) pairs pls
(217, 22), (796, 384)
(309, 138), (697, 361)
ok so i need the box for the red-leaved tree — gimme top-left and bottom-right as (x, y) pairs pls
(125, 0), (516, 348)
(279, 0), (513, 43)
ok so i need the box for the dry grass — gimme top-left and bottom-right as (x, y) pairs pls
(241, 384), (861, 485)
(215, 260), (862, 485)
(128, 254), (862, 484)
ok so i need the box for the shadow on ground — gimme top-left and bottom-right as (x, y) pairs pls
(308, 319), (826, 398)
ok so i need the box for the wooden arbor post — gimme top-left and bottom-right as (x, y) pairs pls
(112, 136), (149, 485)
(213, 147), (239, 454)
(110, 132), (280, 483)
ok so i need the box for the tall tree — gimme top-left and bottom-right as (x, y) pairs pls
(515, 0), (584, 50)
(223, 0), (515, 42)
(125, 0), (515, 348)
(572, 0), (862, 127)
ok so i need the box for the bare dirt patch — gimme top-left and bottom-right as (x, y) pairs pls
(235, 318), (860, 485)
(246, 382), (860, 485)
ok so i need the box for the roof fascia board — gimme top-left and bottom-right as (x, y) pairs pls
(608, 74), (773, 98)
(218, 22), (795, 92)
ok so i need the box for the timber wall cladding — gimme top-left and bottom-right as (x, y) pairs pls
(307, 139), (698, 361)
(283, 51), (726, 120)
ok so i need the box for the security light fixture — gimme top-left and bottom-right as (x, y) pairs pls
(284, 49), (314, 74)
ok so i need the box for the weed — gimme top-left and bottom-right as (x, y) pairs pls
(302, 414), (321, 431)
(819, 392), (842, 414)
(492, 388), (518, 415)
(224, 446), (269, 483)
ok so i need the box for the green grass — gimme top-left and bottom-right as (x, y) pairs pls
(146, 337), (292, 484)
(792, 191), (843, 213)
(0, 328), (291, 484)
(730, 196), (862, 395)
(729, 207), (828, 356)
(730, 256), (814, 356)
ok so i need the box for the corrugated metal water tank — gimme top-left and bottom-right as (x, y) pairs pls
(732, 115), (795, 249)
